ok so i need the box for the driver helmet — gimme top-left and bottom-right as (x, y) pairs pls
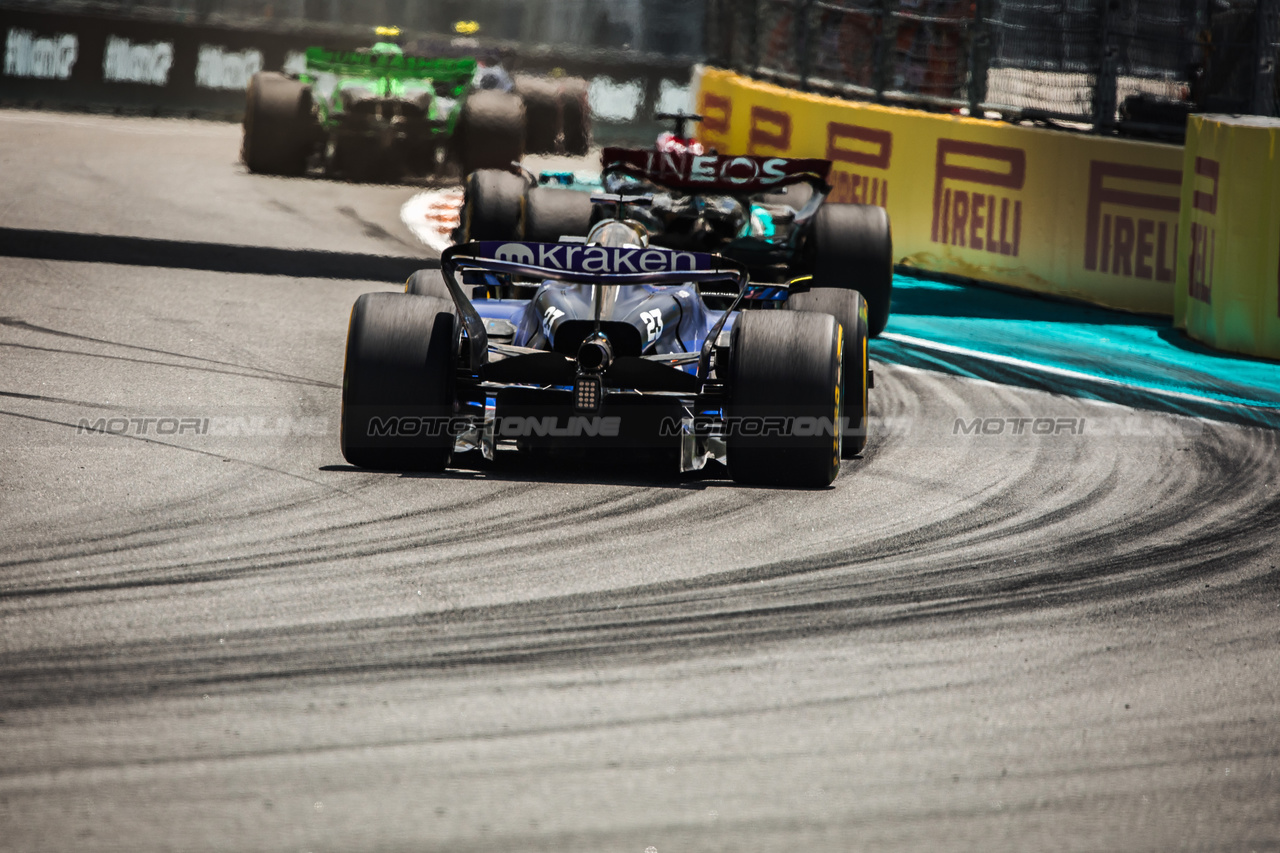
(585, 220), (649, 248)
(473, 63), (513, 92)
(371, 26), (404, 54)
(656, 131), (704, 156)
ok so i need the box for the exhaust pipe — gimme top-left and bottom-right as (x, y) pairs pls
(576, 332), (613, 373)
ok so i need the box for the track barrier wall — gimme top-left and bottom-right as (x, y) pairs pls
(704, 0), (1280, 139)
(1175, 115), (1280, 361)
(695, 66), (1185, 316)
(0, 7), (692, 144)
(0, 8), (302, 116)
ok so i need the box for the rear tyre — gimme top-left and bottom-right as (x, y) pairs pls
(726, 310), (843, 487)
(455, 90), (526, 175)
(808, 203), (893, 338)
(558, 77), (591, 156)
(341, 293), (457, 472)
(514, 75), (560, 154)
(514, 75), (590, 156)
(242, 72), (315, 176)
(786, 287), (869, 457)
(522, 187), (594, 242)
(456, 169), (526, 242)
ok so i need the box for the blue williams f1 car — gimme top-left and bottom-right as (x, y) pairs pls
(341, 210), (873, 487)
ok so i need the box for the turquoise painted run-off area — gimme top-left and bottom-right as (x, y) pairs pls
(872, 275), (1280, 430)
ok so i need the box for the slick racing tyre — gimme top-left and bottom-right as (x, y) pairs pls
(726, 310), (843, 487)
(455, 90), (526, 175)
(787, 287), (870, 457)
(514, 75), (590, 156)
(808, 203), (893, 338)
(405, 269), (453, 301)
(557, 77), (590, 156)
(514, 75), (560, 154)
(522, 186), (593, 243)
(456, 169), (526, 242)
(242, 72), (316, 176)
(341, 293), (457, 472)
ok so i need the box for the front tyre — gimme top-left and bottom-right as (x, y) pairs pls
(341, 293), (457, 472)
(786, 287), (870, 457)
(726, 310), (843, 487)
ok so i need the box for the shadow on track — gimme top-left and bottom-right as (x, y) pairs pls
(319, 458), (700, 489)
(321, 450), (848, 491)
(323, 456), (731, 491)
(0, 227), (435, 281)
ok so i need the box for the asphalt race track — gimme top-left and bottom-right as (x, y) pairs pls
(1, 110), (1278, 853)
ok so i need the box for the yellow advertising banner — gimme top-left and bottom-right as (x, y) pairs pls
(694, 67), (1184, 315)
(1174, 115), (1280, 360)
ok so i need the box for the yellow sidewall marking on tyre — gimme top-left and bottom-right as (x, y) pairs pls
(833, 325), (843, 470)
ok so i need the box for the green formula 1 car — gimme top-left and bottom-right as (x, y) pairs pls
(242, 29), (588, 182)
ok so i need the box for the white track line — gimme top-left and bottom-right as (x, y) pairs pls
(400, 188), (463, 254)
(880, 331), (1279, 414)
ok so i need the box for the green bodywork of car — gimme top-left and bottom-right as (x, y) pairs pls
(300, 44), (478, 136)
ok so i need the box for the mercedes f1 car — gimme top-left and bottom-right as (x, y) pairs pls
(241, 28), (589, 182)
(341, 208), (873, 487)
(454, 113), (894, 336)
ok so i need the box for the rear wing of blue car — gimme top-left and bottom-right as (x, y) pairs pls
(445, 240), (743, 286)
(438, 241), (757, 379)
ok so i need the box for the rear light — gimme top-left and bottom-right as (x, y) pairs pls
(573, 373), (602, 413)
